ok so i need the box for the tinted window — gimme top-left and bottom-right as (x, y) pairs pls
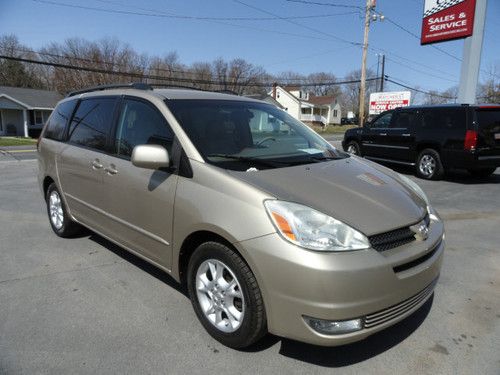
(68, 98), (116, 152)
(369, 112), (392, 128)
(115, 99), (174, 158)
(476, 109), (500, 131)
(392, 111), (417, 129)
(44, 100), (76, 141)
(421, 108), (466, 132)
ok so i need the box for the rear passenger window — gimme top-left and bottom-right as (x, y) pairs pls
(114, 99), (173, 158)
(44, 100), (76, 141)
(391, 111), (416, 129)
(68, 98), (117, 152)
(422, 109), (465, 133)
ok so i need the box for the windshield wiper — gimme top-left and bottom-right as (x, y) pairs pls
(206, 154), (291, 167)
(309, 155), (342, 162)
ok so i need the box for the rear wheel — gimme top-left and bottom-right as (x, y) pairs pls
(346, 141), (361, 156)
(468, 167), (496, 178)
(46, 183), (82, 237)
(187, 241), (267, 349)
(416, 149), (444, 180)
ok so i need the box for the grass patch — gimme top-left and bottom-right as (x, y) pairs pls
(309, 124), (358, 135)
(0, 137), (38, 146)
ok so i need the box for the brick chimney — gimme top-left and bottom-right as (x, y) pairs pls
(272, 82), (278, 99)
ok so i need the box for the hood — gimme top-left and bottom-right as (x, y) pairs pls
(227, 157), (426, 236)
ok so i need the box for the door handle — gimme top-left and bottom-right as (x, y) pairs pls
(91, 159), (103, 169)
(402, 133), (411, 137)
(104, 164), (118, 175)
(379, 133), (387, 136)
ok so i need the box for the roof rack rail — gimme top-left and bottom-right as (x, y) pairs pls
(150, 84), (204, 91)
(66, 82), (153, 97)
(213, 89), (239, 96)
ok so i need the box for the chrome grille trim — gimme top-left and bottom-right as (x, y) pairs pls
(364, 278), (437, 328)
(368, 213), (430, 252)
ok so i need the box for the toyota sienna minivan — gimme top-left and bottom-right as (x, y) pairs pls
(38, 83), (444, 348)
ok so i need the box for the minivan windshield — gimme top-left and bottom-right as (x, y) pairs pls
(167, 99), (347, 171)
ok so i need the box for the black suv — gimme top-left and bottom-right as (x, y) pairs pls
(342, 104), (500, 179)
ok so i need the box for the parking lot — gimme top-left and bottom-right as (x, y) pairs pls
(0, 155), (499, 374)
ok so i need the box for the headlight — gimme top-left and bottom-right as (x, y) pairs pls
(264, 200), (370, 251)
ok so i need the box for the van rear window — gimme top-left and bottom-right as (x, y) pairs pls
(44, 100), (77, 141)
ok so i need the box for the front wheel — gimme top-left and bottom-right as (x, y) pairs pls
(187, 241), (267, 349)
(416, 149), (444, 180)
(346, 141), (361, 156)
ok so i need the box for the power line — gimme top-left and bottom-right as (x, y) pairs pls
(0, 55), (379, 88)
(285, 0), (362, 10)
(384, 56), (459, 84)
(32, 0), (355, 21)
(233, 0), (362, 47)
(385, 77), (456, 99)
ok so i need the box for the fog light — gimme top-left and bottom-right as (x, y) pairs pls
(304, 316), (363, 335)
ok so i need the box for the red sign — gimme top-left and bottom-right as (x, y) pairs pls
(369, 91), (411, 115)
(421, 0), (476, 45)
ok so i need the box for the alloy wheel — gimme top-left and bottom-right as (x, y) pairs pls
(195, 259), (245, 333)
(49, 190), (64, 229)
(419, 154), (436, 177)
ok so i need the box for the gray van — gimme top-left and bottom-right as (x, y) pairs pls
(38, 84), (444, 348)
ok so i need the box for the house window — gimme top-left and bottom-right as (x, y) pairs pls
(0, 111), (3, 132)
(333, 110), (338, 117)
(34, 110), (43, 125)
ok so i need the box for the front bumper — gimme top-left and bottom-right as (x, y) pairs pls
(237, 219), (444, 346)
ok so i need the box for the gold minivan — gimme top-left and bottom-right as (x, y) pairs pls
(38, 84), (444, 348)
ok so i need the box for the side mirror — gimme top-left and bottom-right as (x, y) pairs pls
(131, 145), (170, 170)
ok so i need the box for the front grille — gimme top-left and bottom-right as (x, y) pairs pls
(364, 278), (437, 329)
(368, 213), (430, 252)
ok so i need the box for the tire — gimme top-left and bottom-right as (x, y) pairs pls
(468, 167), (496, 178)
(416, 149), (444, 180)
(187, 241), (267, 349)
(46, 183), (82, 237)
(346, 141), (361, 156)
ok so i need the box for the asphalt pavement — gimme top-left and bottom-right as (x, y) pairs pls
(0, 145), (37, 161)
(0, 158), (499, 374)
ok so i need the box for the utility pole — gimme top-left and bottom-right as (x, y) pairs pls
(457, 0), (487, 104)
(359, 0), (383, 126)
(379, 54), (385, 92)
(358, 0), (372, 127)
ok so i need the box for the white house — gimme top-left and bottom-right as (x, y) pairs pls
(0, 86), (62, 137)
(270, 84), (341, 126)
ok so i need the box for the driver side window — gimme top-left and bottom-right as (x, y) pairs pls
(114, 99), (174, 159)
(369, 112), (393, 129)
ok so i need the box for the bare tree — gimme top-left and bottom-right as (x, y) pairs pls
(305, 72), (340, 97)
(0, 34), (44, 88)
(340, 68), (376, 117)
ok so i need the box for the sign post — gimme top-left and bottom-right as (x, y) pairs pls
(421, 0), (488, 104)
(457, 0), (487, 104)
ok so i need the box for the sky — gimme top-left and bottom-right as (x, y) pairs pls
(0, 0), (499, 94)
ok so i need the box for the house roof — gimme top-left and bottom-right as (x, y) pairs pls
(306, 94), (336, 106)
(282, 85), (301, 92)
(245, 93), (285, 109)
(0, 86), (62, 109)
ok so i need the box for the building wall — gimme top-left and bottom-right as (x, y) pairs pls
(1, 109), (24, 136)
(274, 87), (300, 119)
(327, 103), (342, 125)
